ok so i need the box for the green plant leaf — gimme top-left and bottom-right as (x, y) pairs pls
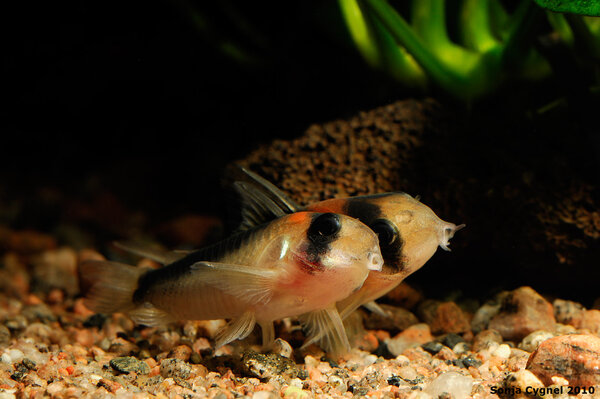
(533, 0), (600, 17)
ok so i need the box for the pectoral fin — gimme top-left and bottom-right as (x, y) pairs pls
(215, 311), (256, 348)
(362, 301), (390, 317)
(299, 307), (351, 357)
(129, 303), (174, 326)
(190, 261), (278, 305)
(338, 291), (371, 321)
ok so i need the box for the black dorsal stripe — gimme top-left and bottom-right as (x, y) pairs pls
(133, 223), (268, 304)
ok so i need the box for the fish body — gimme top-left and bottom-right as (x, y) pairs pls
(81, 212), (383, 351)
(226, 167), (464, 320)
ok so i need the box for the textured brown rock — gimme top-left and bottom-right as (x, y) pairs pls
(362, 304), (418, 333)
(241, 100), (440, 206)
(385, 323), (433, 357)
(384, 283), (424, 310)
(526, 334), (600, 387)
(418, 300), (471, 335)
(578, 310), (600, 334)
(488, 287), (555, 341)
(472, 330), (503, 352)
(553, 298), (585, 326)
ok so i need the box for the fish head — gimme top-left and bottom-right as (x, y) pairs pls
(375, 193), (464, 276)
(308, 193), (464, 277)
(287, 212), (383, 294)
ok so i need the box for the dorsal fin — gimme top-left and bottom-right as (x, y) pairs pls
(225, 165), (302, 230)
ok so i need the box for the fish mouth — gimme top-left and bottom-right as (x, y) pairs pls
(439, 223), (466, 251)
(366, 249), (383, 271)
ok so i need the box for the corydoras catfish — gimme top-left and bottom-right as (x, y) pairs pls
(225, 166), (464, 322)
(80, 212), (383, 354)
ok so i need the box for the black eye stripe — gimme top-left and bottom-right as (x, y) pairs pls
(370, 219), (398, 246)
(305, 213), (342, 265)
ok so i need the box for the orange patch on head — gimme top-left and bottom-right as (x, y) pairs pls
(288, 212), (309, 224)
(306, 199), (346, 214)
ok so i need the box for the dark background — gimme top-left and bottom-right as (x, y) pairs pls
(3, 1), (395, 220)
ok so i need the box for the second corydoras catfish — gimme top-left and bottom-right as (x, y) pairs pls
(228, 166), (464, 321)
(80, 212), (383, 354)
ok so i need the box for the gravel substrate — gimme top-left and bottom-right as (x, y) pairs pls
(1, 242), (600, 398)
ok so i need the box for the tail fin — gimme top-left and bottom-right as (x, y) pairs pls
(79, 260), (147, 314)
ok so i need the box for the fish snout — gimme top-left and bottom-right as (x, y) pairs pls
(366, 249), (384, 271)
(439, 222), (466, 251)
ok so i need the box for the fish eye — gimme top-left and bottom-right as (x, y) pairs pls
(308, 213), (341, 240)
(370, 219), (398, 247)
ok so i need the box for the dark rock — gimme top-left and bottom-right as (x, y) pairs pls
(189, 352), (202, 365)
(362, 304), (419, 333)
(441, 333), (465, 349)
(422, 341), (443, 355)
(241, 351), (307, 381)
(159, 358), (191, 380)
(83, 313), (107, 329)
(22, 358), (36, 370)
(387, 375), (403, 387)
(0, 325), (11, 346)
(462, 357), (482, 369)
(526, 334), (600, 387)
(109, 356), (150, 375)
(373, 341), (395, 359)
(11, 363), (29, 382)
(488, 287), (555, 341)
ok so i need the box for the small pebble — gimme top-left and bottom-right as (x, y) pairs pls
(109, 356), (150, 375)
(159, 358), (191, 379)
(492, 344), (511, 359)
(385, 323), (433, 357)
(452, 342), (469, 355)
(502, 369), (544, 397)
(424, 371), (473, 399)
(252, 391), (278, 399)
(518, 330), (554, 352)
(0, 326), (11, 346)
(272, 338), (293, 358)
(421, 341), (443, 355)
(441, 333), (465, 349)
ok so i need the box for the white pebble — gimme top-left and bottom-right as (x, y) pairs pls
(493, 344), (511, 359)
(452, 342), (469, 355)
(328, 375), (347, 392)
(424, 371), (473, 399)
(398, 366), (418, 381)
(252, 391), (278, 399)
(289, 378), (303, 389)
(1, 349), (23, 364)
(0, 391), (16, 399)
(519, 330), (554, 352)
